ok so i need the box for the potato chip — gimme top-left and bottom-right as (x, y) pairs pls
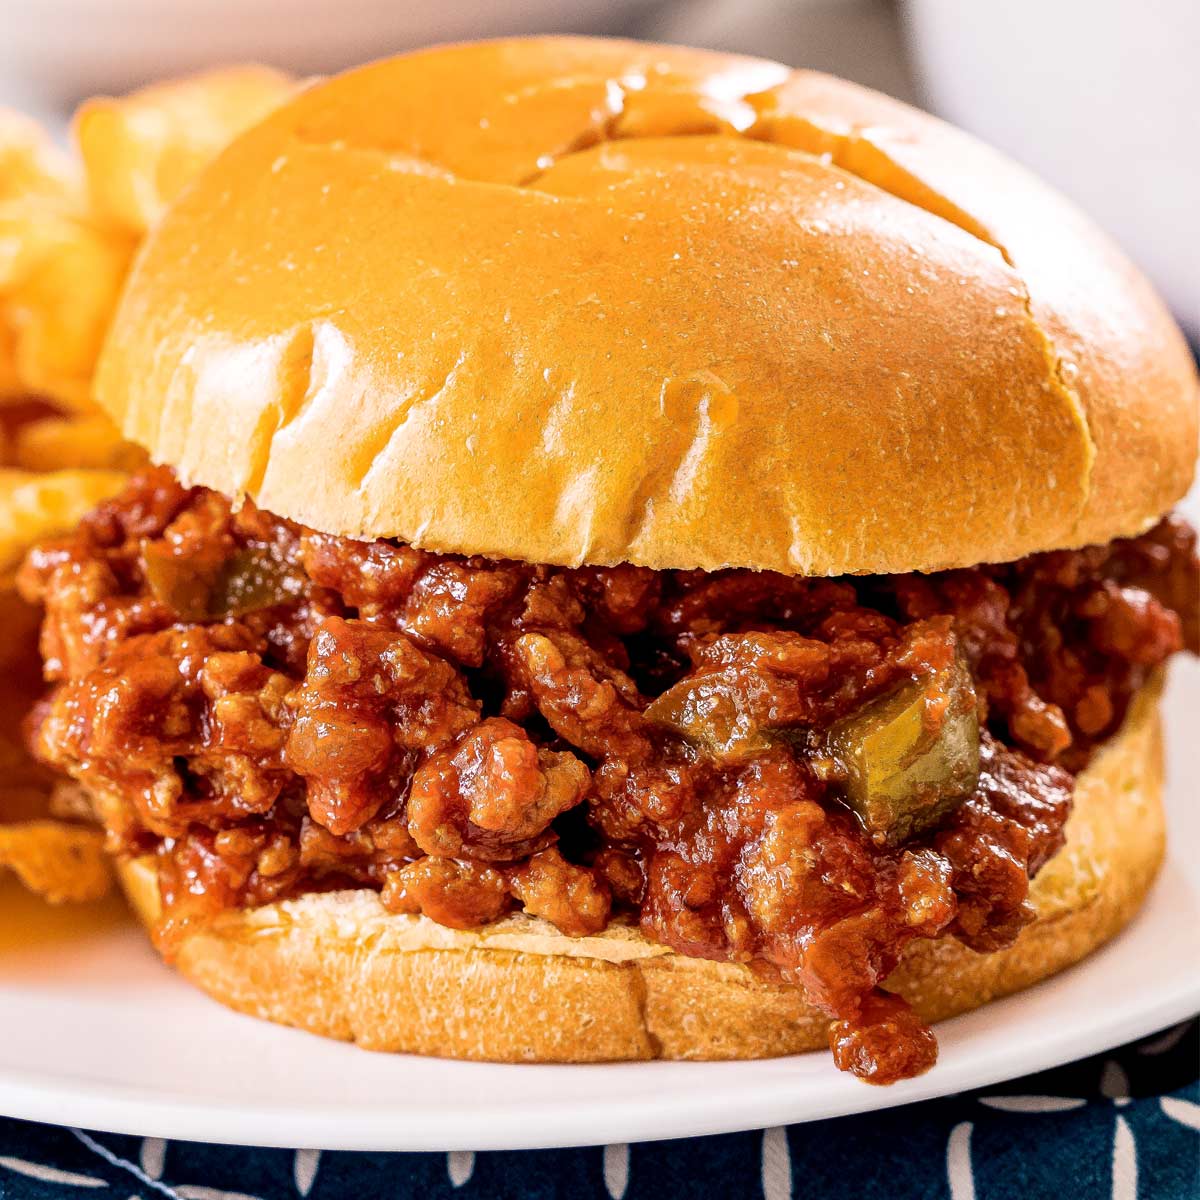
(0, 201), (135, 409)
(0, 108), (120, 408)
(0, 821), (112, 903)
(3, 70), (291, 409)
(13, 411), (145, 472)
(76, 65), (295, 235)
(0, 108), (81, 208)
(0, 467), (127, 579)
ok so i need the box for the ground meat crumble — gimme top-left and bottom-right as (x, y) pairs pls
(17, 468), (1198, 1083)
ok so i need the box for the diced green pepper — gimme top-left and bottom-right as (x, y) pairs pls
(825, 656), (980, 845)
(643, 672), (773, 761)
(143, 541), (305, 621)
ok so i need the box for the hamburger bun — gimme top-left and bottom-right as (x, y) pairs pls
(91, 39), (1194, 1070)
(96, 38), (1198, 578)
(118, 678), (1165, 1062)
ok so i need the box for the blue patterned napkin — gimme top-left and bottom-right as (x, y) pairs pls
(0, 1019), (1195, 1200)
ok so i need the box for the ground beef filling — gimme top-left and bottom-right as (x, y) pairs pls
(18, 469), (1197, 1083)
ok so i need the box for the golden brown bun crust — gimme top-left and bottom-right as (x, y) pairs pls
(118, 681), (1166, 1062)
(96, 38), (1197, 576)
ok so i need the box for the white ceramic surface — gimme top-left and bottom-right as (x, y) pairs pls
(0, 551), (1196, 1150)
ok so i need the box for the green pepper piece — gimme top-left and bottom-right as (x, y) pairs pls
(825, 655), (980, 845)
(143, 541), (305, 621)
(643, 671), (774, 761)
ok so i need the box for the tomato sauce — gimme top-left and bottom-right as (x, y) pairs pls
(18, 468), (1196, 1082)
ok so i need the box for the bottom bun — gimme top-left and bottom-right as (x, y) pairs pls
(118, 681), (1166, 1062)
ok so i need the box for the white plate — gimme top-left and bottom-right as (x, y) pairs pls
(0, 637), (1196, 1152)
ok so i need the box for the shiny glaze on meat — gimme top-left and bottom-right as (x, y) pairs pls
(18, 469), (1196, 1082)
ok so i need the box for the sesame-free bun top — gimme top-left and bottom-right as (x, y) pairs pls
(96, 38), (1199, 576)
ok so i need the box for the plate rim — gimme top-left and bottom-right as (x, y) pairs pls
(0, 902), (1195, 1152)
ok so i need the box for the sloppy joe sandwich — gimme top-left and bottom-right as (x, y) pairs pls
(17, 38), (1199, 1083)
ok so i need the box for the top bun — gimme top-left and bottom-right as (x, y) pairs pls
(96, 38), (1199, 576)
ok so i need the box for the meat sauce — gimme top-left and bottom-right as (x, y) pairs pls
(18, 468), (1198, 1082)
